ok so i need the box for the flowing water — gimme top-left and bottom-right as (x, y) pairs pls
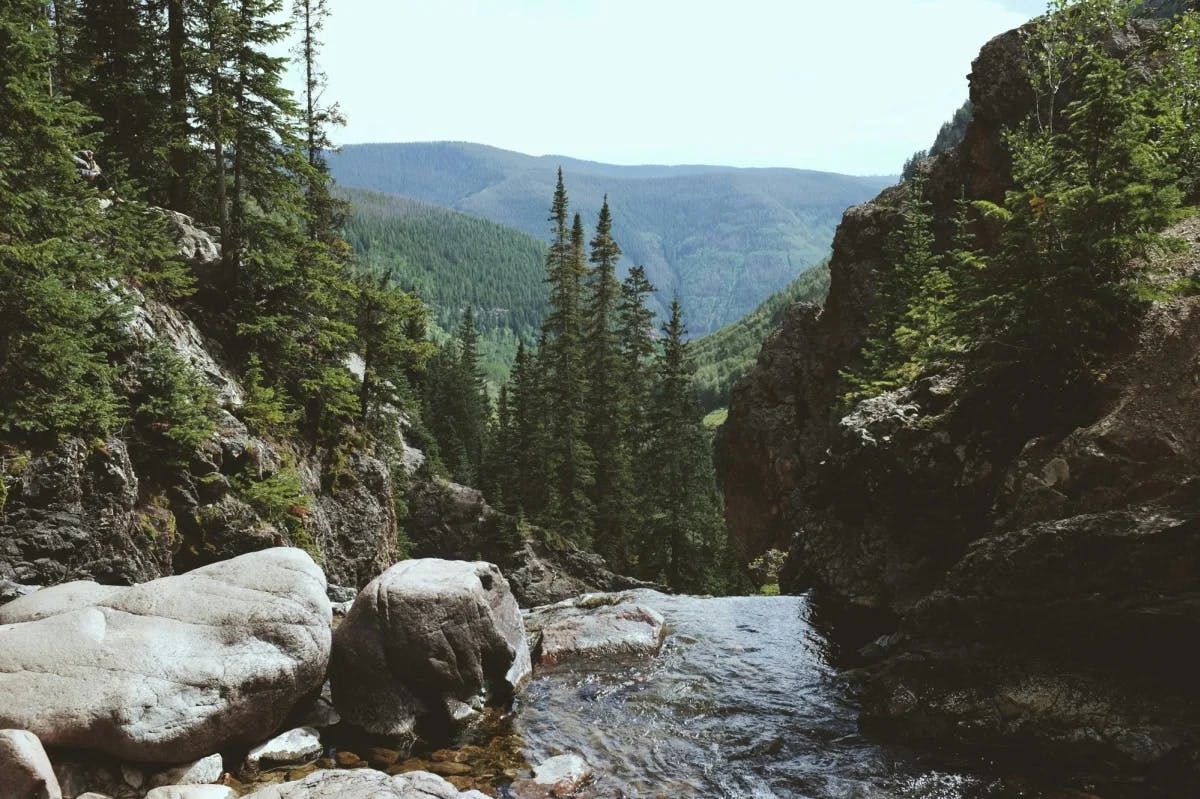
(506, 592), (1035, 799)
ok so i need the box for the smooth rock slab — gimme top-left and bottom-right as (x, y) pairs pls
(330, 559), (531, 737)
(0, 730), (62, 799)
(242, 769), (489, 798)
(0, 548), (332, 762)
(246, 727), (322, 771)
(525, 593), (667, 664)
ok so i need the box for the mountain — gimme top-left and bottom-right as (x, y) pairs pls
(329, 142), (894, 337)
(339, 187), (548, 384)
(691, 259), (830, 412)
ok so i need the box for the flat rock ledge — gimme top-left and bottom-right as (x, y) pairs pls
(525, 592), (668, 665)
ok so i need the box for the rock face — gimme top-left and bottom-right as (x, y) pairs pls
(241, 769), (490, 799)
(525, 593), (668, 665)
(716, 9), (1200, 790)
(330, 559), (531, 739)
(0, 548), (331, 762)
(0, 730), (62, 799)
(404, 479), (656, 607)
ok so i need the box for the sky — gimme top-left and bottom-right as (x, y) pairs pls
(300, 0), (1049, 176)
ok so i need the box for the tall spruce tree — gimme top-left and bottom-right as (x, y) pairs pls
(584, 197), (631, 566)
(539, 173), (593, 542)
(642, 298), (730, 592)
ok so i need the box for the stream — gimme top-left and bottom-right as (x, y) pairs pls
(506, 592), (1035, 799)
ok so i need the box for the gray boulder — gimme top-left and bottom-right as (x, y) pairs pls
(330, 559), (531, 738)
(245, 727), (322, 772)
(0, 730), (62, 799)
(242, 769), (489, 799)
(525, 593), (667, 664)
(0, 548), (331, 762)
(147, 754), (223, 789)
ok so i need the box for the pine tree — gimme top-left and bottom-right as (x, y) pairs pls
(68, 0), (171, 199)
(641, 299), (729, 592)
(291, 0), (346, 240)
(538, 172), (593, 542)
(616, 265), (658, 564)
(354, 270), (435, 434)
(584, 197), (631, 566)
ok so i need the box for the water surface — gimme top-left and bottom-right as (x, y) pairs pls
(510, 592), (1031, 799)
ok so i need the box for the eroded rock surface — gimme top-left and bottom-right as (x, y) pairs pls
(241, 769), (489, 799)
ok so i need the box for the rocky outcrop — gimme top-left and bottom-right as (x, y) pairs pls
(330, 559), (531, 739)
(404, 479), (657, 607)
(525, 592), (668, 665)
(0, 438), (168, 586)
(0, 548), (331, 762)
(716, 8), (1200, 791)
(0, 730), (62, 799)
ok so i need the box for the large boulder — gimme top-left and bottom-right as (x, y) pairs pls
(525, 593), (668, 665)
(330, 559), (531, 738)
(0, 730), (62, 799)
(0, 548), (331, 762)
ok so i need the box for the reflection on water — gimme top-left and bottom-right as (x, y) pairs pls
(510, 592), (1031, 799)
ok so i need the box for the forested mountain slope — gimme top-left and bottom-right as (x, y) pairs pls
(339, 188), (547, 382)
(330, 142), (893, 336)
(691, 259), (830, 411)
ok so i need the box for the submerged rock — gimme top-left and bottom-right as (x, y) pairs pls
(510, 754), (594, 798)
(0, 730), (62, 799)
(0, 548), (331, 762)
(330, 559), (531, 739)
(525, 592), (667, 664)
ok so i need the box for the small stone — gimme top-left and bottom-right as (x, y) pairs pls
(333, 751), (365, 768)
(149, 754), (223, 788)
(427, 761), (472, 777)
(120, 764), (144, 789)
(533, 753), (592, 794)
(246, 728), (322, 772)
(366, 747), (401, 769)
(430, 749), (469, 763)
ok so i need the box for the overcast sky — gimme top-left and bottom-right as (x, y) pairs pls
(299, 0), (1048, 175)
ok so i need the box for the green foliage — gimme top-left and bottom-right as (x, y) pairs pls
(0, 2), (134, 441)
(904, 100), (974, 180)
(421, 308), (490, 486)
(355, 269), (436, 434)
(849, 0), (1191, 441)
(131, 345), (218, 467)
(691, 260), (831, 411)
(232, 465), (317, 559)
(237, 356), (298, 438)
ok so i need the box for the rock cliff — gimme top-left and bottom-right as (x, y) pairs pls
(716, 8), (1200, 793)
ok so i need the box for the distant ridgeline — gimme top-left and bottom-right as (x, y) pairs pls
(329, 142), (893, 338)
(338, 187), (548, 384)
